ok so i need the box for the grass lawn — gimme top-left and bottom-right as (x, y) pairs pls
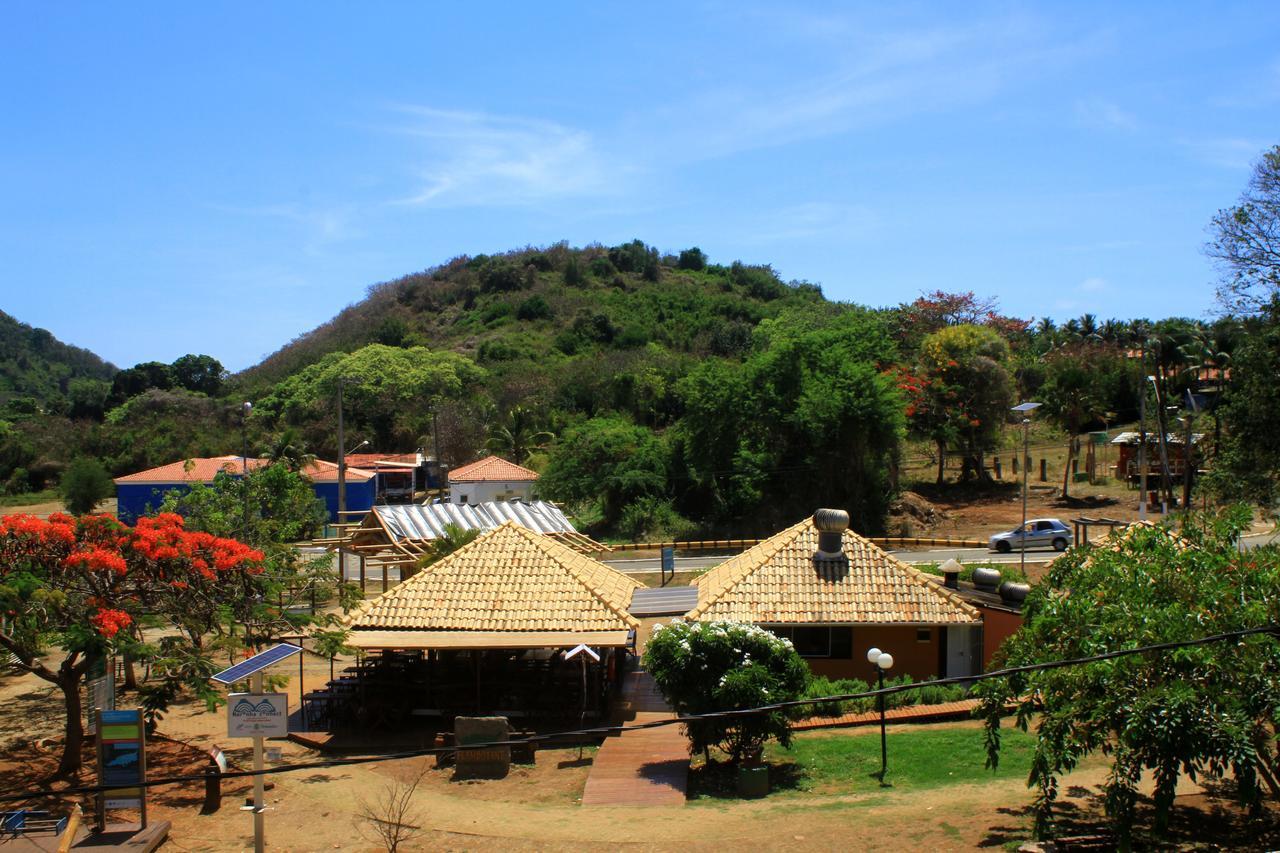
(0, 489), (60, 508)
(689, 724), (1039, 802)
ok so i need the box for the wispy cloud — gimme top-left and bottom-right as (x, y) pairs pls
(1074, 98), (1137, 131)
(1181, 137), (1267, 169)
(749, 202), (878, 243)
(390, 107), (614, 207)
(1079, 276), (1108, 292)
(641, 12), (1098, 162)
(208, 202), (357, 256)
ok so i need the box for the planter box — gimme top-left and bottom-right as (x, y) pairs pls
(737, 765), (769, 798)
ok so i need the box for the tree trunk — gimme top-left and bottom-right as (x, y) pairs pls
(123, 653), (138, 691)
(56, 672), (85, 779)
(935, 439), (947, 485)
(1061, 436), (1075, 499)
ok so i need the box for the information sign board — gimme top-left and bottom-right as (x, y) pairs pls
(95, 709), (146, 826)
(227, 693), (289, 738)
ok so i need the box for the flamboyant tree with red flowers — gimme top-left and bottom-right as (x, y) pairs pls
(0, 512), (263, 778)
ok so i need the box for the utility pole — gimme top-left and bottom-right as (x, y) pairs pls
(1138, 342), (1148, 520)
(241, 401), (252, 541)
(336, 380), (348, 520)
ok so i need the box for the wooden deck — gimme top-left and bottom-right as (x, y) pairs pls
(581, 669), (688, 806)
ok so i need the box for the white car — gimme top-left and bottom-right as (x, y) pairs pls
(989, 518), (1071, 553)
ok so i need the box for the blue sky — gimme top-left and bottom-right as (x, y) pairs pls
(2, 3), (1278, 371)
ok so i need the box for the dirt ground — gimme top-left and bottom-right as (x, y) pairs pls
(2, 656), (1277, 852)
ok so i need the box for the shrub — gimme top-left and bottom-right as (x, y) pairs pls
(516, 295), (552, 321)
(60, 457), (114, 514)
(644, 620), (809, 764)
(677, 247), (708, 271)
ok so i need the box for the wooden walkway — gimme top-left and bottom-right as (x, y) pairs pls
(793, 698), (980, 731)
(581, 669), (688, 806)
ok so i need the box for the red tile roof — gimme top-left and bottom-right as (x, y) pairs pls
(345, 452), (418, 470)
(114, 456), (373, 484)
(448, 455), (538, 483)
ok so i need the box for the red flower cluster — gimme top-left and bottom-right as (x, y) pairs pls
(65, 546), (128, 575)
(0, 513), (76, 548)
(90, 608), (132, 638)
(130, 514), (264, 579)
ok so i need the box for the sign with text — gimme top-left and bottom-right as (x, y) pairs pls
(227, 693), (289, 738)
(95, 709), (145, 818)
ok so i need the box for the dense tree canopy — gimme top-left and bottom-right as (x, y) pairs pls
(0, 512), (264, 777)
(977, 511), (1280, 845)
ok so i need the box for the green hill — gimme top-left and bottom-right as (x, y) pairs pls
(0, 310), (116, 412)
(234, 242), (832, 393)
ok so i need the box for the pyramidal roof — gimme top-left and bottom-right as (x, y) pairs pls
(448, 455), (539, 483)
(114, 456), (373, 484)
(690, 516), (981, 625)
(346, 522), (641, 634)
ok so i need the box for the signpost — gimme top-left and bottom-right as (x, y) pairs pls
(565, 644), (600, 759)
(212, 644), (302, 853)
(95, 709), (146, 832)
(660, 546), (675, 587)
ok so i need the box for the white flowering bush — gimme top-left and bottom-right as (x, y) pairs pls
(643, 620), (809, 764)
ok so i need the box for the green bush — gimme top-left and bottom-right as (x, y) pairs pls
(516, 295), (552, 321)
(59, 457), (114, 514)
(645, 620), (809, 764)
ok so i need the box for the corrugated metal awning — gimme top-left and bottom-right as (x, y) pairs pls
(374, 501), (580, 542)
(346, 629), (631, 650)
(629, 586), (699, 617)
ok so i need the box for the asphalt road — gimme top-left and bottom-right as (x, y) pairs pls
(603, 529), (1280, 574)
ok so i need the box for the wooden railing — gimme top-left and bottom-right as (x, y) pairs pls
(608, 536), (986, 553)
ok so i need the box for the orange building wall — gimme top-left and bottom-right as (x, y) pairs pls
(978, 607), (1022, 667)
(804, 626), (942, 681)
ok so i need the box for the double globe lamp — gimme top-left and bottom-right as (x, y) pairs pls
(867, 647), (894, 784)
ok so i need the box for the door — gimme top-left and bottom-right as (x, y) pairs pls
(945, 626), (980, 678)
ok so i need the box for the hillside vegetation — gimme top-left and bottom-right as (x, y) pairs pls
(0, 310), (116, 411)
(1, 240), (1258, 537)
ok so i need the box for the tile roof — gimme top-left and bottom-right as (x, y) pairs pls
(114, 456), (373, 484)
(449, 455), (539, 483)
(346, 522), (641, 634)
(345, 452), (419, 470)
(689, 516), (981, 625)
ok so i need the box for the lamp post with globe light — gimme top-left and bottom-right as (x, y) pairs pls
(1011, 402), (1041, 577)
(867, 647), (895, 783)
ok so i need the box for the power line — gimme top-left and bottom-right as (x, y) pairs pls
(3, 623), (1275, 804)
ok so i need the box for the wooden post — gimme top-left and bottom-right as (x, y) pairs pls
(359, 553), (366, 594)
(1039, 458), (1047, 482)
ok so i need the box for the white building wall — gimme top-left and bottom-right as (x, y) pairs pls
(449, 480), (536, 505)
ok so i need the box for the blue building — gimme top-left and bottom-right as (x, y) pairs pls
(113, 456), (375, 524)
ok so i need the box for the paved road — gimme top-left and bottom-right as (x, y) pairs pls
(604, 549), (1050, 573)
(603, 530), (1280, 574)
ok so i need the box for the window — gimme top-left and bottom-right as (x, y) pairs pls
(768, 627), (852, 659)
(1036, 521), (1053, 532)
(916, 628), (932, 643)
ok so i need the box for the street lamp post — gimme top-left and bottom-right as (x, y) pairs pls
(866, 647), (895, 783)
(240, 402), (252, 541)
(1011, 402), (1041, 576)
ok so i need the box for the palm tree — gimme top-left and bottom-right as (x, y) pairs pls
(485, 405), (554, 465)
(268, 427), (316, 472)
(416, 523), (480, 572)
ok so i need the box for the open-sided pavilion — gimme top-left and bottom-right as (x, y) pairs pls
(306, 522), (640, 733)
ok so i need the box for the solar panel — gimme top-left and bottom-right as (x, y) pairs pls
(211, 643), (302, 685)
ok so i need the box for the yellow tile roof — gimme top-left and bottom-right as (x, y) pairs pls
(346, 522), (642, 634)
(689, 516), (981, 625)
